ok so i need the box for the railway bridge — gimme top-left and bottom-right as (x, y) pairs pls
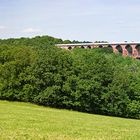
(56, 42), (140, 59)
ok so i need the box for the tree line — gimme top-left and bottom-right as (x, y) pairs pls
(0, 36), (140, 119)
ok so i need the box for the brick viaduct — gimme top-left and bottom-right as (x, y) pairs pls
(56, 42), (140, 59)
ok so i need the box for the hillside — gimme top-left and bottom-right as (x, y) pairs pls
(0, 36), (140, 119)
(0, 100), (140, 140)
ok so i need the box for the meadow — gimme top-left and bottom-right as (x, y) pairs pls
(0, 100), (140, 140)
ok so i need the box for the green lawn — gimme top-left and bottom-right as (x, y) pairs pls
(0, 100), (140, 140)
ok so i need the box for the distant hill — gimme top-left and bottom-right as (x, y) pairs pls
(0, 35), (92, 47)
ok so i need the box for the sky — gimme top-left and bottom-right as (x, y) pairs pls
(0, 0), (140, 42)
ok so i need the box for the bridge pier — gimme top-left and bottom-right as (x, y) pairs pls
(121, 45), (129, 56)
(112, 45), (118, 53)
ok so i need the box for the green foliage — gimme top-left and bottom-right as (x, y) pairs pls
(0, 36), (140, 119)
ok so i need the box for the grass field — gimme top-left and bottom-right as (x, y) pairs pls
(0, 100), (140, 140)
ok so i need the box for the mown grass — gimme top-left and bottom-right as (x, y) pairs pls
(0, 100), (140, 140)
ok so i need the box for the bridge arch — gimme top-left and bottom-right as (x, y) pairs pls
(87, 45), (91, 49)
(136, 44), (140, 56)
(116, 45), (123, 53)
(125, 44), (132, 56)
(106, 45), (113, 53)
(108, 45), (112, 48)
(99, 45), (103, 48)
(68, 46), (72, 50)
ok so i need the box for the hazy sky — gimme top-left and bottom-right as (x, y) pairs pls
(0, 0), (140, 42)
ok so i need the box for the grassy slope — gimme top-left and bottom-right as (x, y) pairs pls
(0, 101), (140, 140)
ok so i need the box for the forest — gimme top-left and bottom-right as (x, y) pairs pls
(0, 35), (140, 119)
